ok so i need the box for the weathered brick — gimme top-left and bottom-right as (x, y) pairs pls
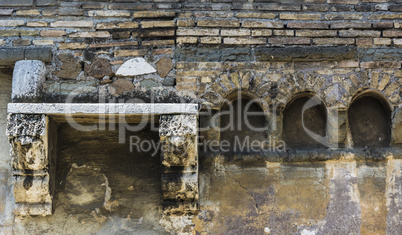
(177, 28), (219, 36)
(82, 3), (105, 9)
(338, 61), (359, 68)
(69, 31), (111, 38)
(109, 3), (153, 10)
(330, 5), (354, 12)
(177, 19), (195, 27)
(287, 22), (329, 29)
(96, 22), (139, 29)
(279, 13), (321, 20)
(390, 4), (402, 12)
(313, 38), (355, 45)
(328, 0), (359, 4)
(356, 38), (373, 47)
(251, 29), (272, 37)
(27, 21), (47, 27)
(242, 20), (283, 28)
(324, 13), (363, 20)
(15, 9), (40, 16)
(383, 30), (402, 37)
(32, 39), (53, 46)
(355, 4), (375, 11)
(176, 84), (197, 92)
(194, 12), (233, 18)
(0, 9), (14, 15)
(393, 38), (402, 46)
(296, 30), (337, 37)
(133, 30), (175, 37)
(152, 48), (173, 55)
(133, 11), (175, 18)
(0, 0), (33, 6)
(142, 40), (174, 46)
(232, 3), (301, 11)
(197, 19), (240, 27)
(360, 62), (401, 69)
(36, 0), (56, 6)
(40, 30), (66, 37)
(89, 41), (138, 48)
(339, 30), (381, 37)
(51, 21), (93, 28)
(368, 14), (402, 20)
(0, 29), (38, 36)
(0, 20), (24, 27)
(374, 38), (392, 45)
(330, 22), (372, 29)
(221, 29), (250, 36)
(201, 37), (221, 44)
(13, 39), (30, 46)
(88, 10), (130, 17)
(58, 8), (84, 16)
(112, 31), (130, 40)
(141, 21), (175, 28)
(274, 30), (295, 36)
(269, 37), (310, 45)
(236, 12), (276, 19)
(0, 39), (5, 46)
(223, 37), (266, 45)
(177, 37), (198, 44)
(302, 4), (330, 12)
(114, 49), (148, 57)
(59, 43), (87, 50)
(373, 22), (393, 28)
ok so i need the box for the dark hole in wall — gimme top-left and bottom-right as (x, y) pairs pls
(55, 122), (162, 219)
(282, 96), (327, 149)
(348, 95), (391, 147)
(220, 97), (267, 153)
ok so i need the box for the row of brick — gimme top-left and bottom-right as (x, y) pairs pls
(3, 3), (402, 12)
(176, 36), (402, 46)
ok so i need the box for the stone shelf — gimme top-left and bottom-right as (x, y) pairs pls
(8, 103), (199, 115)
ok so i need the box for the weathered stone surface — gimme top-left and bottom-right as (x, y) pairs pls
(14, 203), (51, 216)
(160, 115), (197, 137)
(6, 114), (46, 139)
(11, 140), (46, 171)
(392, 107), (402, 144)
(84, 58), (112, 79)
(13, 175), (51, 203)
(54, 54), (82, 80)
(12, 60), (46, 103)
(116, 58), (156, 76)
(156, 57), (173, 78)
(109, 78), (134, 97)
(162, 173), (198, 200)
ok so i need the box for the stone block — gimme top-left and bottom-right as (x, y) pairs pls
(69, 31), (110, 38)
(279, 13), (321, 20)
(162, 173), (198, 200)
(11, 60), (46, 103)
(392, 108), (402, 144)
(115, 58), (156, 76)
(14, 203), (52, 216)
(11, 139), (47, 171)
(224, 37), (266, 45)
(160, 115), (197, 137)
(13, 175), (51, 203)
(0, 20), (24, 27)
(50, 21), (93, 28)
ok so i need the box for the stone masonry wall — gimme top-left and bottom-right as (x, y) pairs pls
(2, 0), (402, 234)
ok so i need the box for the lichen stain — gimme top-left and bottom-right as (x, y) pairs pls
(357, 162), (387, 235)
(196, 157), (330, 234)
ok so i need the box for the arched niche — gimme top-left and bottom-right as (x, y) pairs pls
(282, 94), (327, 149)
(348, 94), (391, 148)
(220, 92), (267, 152)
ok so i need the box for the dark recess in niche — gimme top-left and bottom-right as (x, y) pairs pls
(220, 94), (267, 153)
(282, 95), (327, 149)
(348, 95), (391, 147)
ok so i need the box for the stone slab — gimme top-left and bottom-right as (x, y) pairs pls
(8, 103), (199, 115)
(116, 57), (156, 76)
(12, 60), (46, 102)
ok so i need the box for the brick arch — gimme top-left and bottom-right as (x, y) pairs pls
(201, 70), (272, 110)
(347, 91), (392, 148)
(282, 92), (328, 149)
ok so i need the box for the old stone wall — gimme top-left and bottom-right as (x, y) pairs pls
(1, 0), (402, 234)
